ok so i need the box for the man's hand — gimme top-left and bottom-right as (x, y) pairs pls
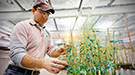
(51, 44), (72, 57)
(21, 54), (67, 74)
(42, 58), (67, 74)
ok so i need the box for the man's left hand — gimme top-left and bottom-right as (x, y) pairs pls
(56, 44), (72, 55)
(51, 44), (72, 57)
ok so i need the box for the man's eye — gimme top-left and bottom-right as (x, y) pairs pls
(41, 12), (45, 15)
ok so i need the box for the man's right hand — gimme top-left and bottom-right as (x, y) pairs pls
(42, 58), (67, 74)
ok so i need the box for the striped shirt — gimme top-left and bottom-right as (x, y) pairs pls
(9, 18), (56, 69)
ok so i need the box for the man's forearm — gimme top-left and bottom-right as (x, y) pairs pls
(21, 54), (67, 74)
(21, 54), (45, 69)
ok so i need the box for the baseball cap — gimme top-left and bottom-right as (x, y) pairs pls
(33, 0), (55, 14)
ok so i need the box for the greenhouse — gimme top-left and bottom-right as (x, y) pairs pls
(0, 0), (135, 75)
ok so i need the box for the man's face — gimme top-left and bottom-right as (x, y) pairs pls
(33, 7), (50, 27)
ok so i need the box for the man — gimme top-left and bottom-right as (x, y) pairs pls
(4, 0), (70, 75)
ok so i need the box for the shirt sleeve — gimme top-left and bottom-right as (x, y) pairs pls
(9, 22), (28, 67)
(46, 31), (58, 57)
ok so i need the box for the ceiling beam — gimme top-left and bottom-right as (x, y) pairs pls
(8, 20), (16, 25)
(91, 15), (102, 28)
(0, 3), (135, 12)
(49, 0), (58, 31)
(48, 0), (52, 6)
(107, 0), (115, 6)
(0, 26), (11, 33)
(96, 3), (135, 8)
(48, 0), (62, 38)
(0, 4), (135, 20)
(14, 0), (26, 11)
(90, 0), (115, 28)
(49, 30), (70, 33)
(83, 4), (135, 15)
(78, 0), (83, 12)
(72, 0), (83, 31)
(111, 16), (123, 27)
(72, 17), (78, 31)
(53, 19), (58, 31)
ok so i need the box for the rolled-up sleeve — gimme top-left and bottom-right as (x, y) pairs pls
(46, 32), (58, 57)
(9, 22), (28, 67)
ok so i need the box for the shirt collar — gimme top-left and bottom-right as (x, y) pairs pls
(29, 18), (46, 29)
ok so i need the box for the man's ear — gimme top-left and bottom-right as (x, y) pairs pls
(32, 8), (35, 15)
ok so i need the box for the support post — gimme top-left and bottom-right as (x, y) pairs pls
(123, 13), (134, 51)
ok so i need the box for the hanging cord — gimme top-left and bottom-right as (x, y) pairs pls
(31, 70), (34, 75)
(131, 53), (135, 69)
(132, 63), (135, 69)
(131, 49), (135, 69)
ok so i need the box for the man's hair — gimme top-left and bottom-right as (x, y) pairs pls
(33, 5), (40, 10)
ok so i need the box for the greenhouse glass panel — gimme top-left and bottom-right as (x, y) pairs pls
(74, 16), (87, 30)
(82, 0), (110, 7)
(0, 0), (21, 11)
(93, 14), (123, 30)
(44, 19), (56, 31)
(50, 0), (80, 9)
(112, 0), (135, 5)
(17, 0), (34, 10)
(55, 17), (76, 30)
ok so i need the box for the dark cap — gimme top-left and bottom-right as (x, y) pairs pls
(33, 0), (55, 14)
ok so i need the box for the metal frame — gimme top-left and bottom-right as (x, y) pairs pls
(0, 0), (135, 33)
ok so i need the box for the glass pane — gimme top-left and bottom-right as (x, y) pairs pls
(0, 0), (21, 11)
(82, 0), (111, 7)
(56, 17), (76, 30)
(93, 14), (123, 30)
(51, 0), (81, 9)
(44, 19), (56, 31)
(112, 0), (135, 5)
(74, 16), (87, 30)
